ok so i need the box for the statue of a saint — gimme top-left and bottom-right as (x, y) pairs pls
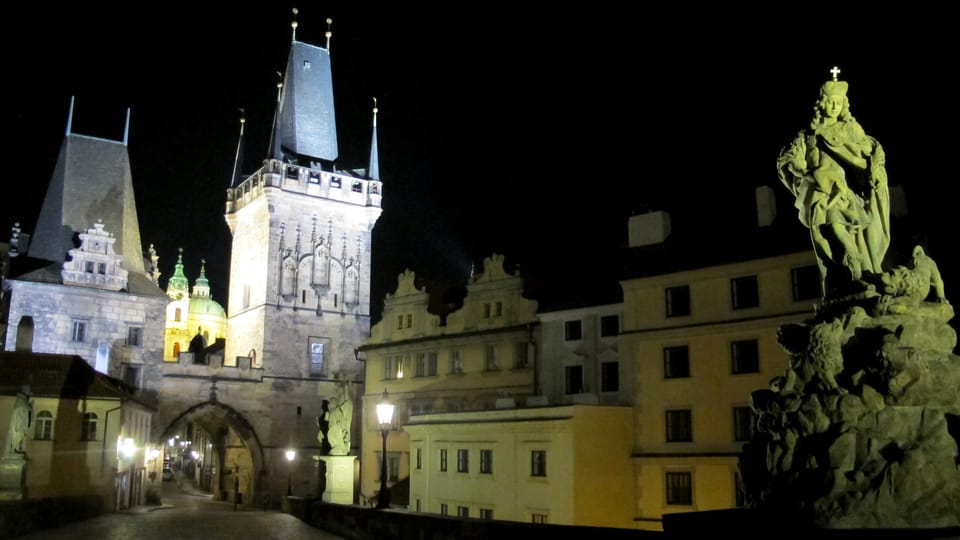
(777, 67), (890, 297)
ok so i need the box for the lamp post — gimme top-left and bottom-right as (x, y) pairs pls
(285, 449), (296, 496)
(375, 389), (395, 509)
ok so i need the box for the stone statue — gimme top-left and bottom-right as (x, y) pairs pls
(327, 381), (354, 456)
(777, 67), (890, 297)
(741, 68), (960, 529)
(317, 400), (332, 455)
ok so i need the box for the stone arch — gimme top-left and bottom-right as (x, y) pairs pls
(158, 401), (266, 505)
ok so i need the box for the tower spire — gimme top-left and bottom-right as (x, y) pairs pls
(230, 109), (246, 187)
(291, 8), (298, 42)
(66, 95), (75, 136)
(325, 18), (333, 50)
(267, 74), (284, 161)
(123, 107), (131, 146)
(368, 97), (380, 181)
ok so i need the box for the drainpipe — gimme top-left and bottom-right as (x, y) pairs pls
(101, 402), (123, 476)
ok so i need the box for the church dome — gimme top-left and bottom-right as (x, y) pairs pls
(188, 296), (226, 317)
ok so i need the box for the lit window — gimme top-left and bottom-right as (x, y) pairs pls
(309, 339), (328, 377)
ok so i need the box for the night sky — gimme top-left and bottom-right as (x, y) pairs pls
(4, 6), (959, 321)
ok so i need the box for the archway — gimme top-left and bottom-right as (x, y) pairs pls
(158, 401), (266, 506)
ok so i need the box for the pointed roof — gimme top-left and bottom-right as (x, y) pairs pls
(192, 259), (211, 299)
(28, 99), (145, 274)
(277, 37), (338, 163)
(230, 112), (246, 187)
(368, 98), (380, 181)
(166, 248), (190, 298)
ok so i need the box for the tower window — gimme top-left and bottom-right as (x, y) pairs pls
(303, 60), (311, 69)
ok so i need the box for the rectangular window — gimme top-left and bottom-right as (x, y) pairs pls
(731, 275), (760, 310)
(666, 409), (693, 442)
(127, 326), (143, 347)
(664, 346), (690, 379)
(415, 353), (426, 377)
(458, 506), (469, 518)
(397, 315), (404, 330)
(383, 355), (404, 380)
(450, 350), (463, 374)
(309, 338), (329, 377)
(97, 262), (106, 275)
(666, 471), (693, 505)
(440, 503), (448, 516)
(483, 303), (491, 318)
(731, 339), (760, 374)
(439, 449), (448, 472)
(416, 448), (422, 470)
(531, 450), (546, 477)
(388, 454), (400, 482)
(564, 320), (582, 341)
(733, 406), (755, 442)
(415, 499), (421, 512)
(405, 314), (412, 328)
(85, 261), (95, 273)
(122, 365), (140, 388)
(531, 513), (548, 524)
(601, 361), (619, 392)
(71, 320), (87, 342)
(600, 314), (619, 337)
(484, 345), (497, 371)
(480, 449), (493, 474)
(665, 285), (691, 317)
(565, 365), (583, 394)
(457, 449), (469, 473)
(494, 301), (502, 317)
(514, 342), (529, 368)
(480, 508), (494, 520)
(792, 265), (821, 301)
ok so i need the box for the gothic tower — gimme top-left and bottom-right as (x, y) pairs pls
(224, 19), (382, 384)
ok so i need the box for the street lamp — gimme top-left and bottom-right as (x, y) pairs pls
(375, 389), (395, 509)
(285, 449), (296, 496)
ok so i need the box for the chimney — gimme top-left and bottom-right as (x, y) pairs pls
(628, 211), (671, 247)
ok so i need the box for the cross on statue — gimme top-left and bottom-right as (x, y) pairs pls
(830, 66), (841, 81)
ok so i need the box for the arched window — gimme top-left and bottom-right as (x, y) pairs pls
(34, 411), (53, 440)
(81, 413), (98, 441)
(175, 308), (182, 322)
(15, 316), (34, 352)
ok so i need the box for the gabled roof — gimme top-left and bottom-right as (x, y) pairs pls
(0, 351), (155, 409)
(5, 256), (166, 298)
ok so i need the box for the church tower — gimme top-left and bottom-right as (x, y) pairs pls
(224, 17), (382, 385)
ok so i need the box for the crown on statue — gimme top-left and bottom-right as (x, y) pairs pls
(821, 80), (848, 97)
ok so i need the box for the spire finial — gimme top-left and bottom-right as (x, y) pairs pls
(372, 97), (378, 128)
(276, 72), (283, 103)
(291, 8), (299, 42)
(325, 18), (333, 50)
(66, 96), (75, 136)
(830, 66), (841, 81)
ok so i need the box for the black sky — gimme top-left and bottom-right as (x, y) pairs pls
(4, 6), (960, 321)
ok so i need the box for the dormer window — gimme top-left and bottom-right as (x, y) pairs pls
(303, 60), (311, 70)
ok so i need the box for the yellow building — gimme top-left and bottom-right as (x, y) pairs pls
(405, 404), (633, 527)
(163, 251), (226, 362)
(0, 351), (157, 510)
(358, 253), (540, 506)
(620, 208), (818, 530)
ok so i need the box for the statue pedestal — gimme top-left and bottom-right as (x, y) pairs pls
(318, 455), (355, 504)
(0, 456), (26, 501)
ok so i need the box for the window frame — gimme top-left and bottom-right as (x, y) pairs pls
(665, 409), (693, 442)
(479, 449), (493, 474)
(665, 471), (693, 506)
(34, 411), (54, 440)
(531, 450), (546, 477)
(665, 285), (691, 317)
(663, 345), (690, 379)
(731, 339), (760, 374)
(600, 361), (619, 392)
(456, 449), (469, 473)
(731, 275), (760, 310)
(564, 320), (582, 341)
